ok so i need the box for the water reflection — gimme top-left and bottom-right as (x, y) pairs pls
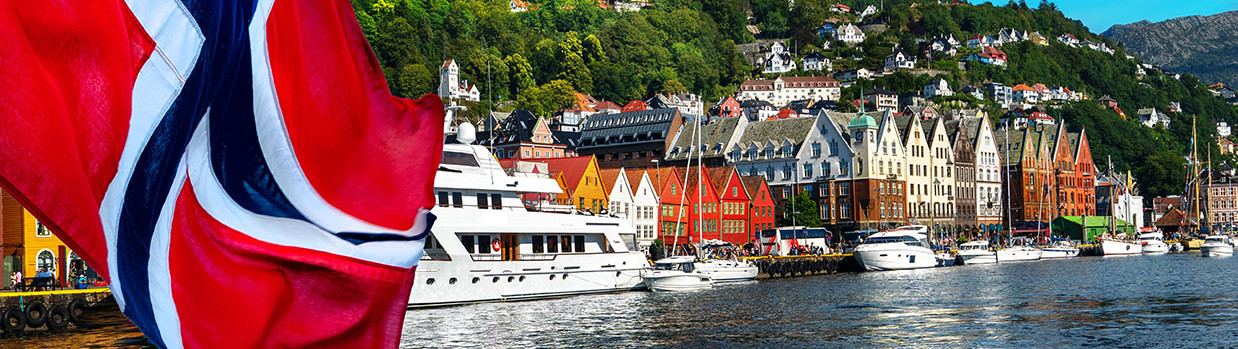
(402, 254), (1238, 348)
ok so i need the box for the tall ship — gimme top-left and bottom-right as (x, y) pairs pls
(408, 125), (648, 308)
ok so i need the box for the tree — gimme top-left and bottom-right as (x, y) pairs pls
(557, 52), (593, 93)
(516, 80), (577, 117)
(582, 34), (607, 64)
(505, 54), (535, 97)
(394, 64), (434, 98)
(777, 191), (820, 227)
(661, 79), (687, 95)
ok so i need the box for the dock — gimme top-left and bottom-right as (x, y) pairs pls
(0, 287), (111, 333)
(742, 254), (860, 279)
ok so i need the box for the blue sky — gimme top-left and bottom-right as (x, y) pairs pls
(971, 0), (1237, 32)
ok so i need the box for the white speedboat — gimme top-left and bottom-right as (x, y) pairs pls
(694, 259), (758, 282)
(1199, 235), (1234, 257)
(956, 240), (997, 265)
(1040, 241), (1080, 259)
(996, 246), (1042, 262)
(643, 256), (714, 291)
(408, 129), (648, 307)
(1099, 239), (1143, 256)
(853, 230), (937, 271)
(1168, 242), (1184, 252)
(1137, 231), (1170, 254)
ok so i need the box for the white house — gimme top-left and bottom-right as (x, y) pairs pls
(833, 68), (872, 81)
(984, 83), (1013, 108)
(962, 116), (1002, 226)
(438, 60), (480, 102)
(831, 3), (851, 13)
(1218, 121), (1232, 138)
(884, 50), (915, 72)
(509, 0), (529, 12)
(863, 87), (899, 112)
(738, 76), (841, 107)
(923, 79), (953, 99)
(1058, 33), (1079, 47)
(928, 36), (958, 56)
(836, 24), (866, 45)
(802, 51), (831, 72)
(762, 42), (797, 74)
(606, 168), (660, 249)
(1138, 108), (1170, 128)
(858, 5), (877, 18)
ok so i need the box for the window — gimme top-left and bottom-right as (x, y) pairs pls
(803, 163), (813, 178)
(547, 235), (559, 253)
(437, 192), (449, 207)
(452, 192), (463, 208)
(491, 194), (503, 209)
(460, 235), (476, 253)
(732, 187), (738, 196)
(811, 143), (821, 157)
(532, 235), (545, 253)
(36, 250), (55, 273)
(477, 193), (489, 209)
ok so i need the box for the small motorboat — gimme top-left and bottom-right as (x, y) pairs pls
(996, 246), (1042, 262)
(1099, 238), (1143, 256)
(643, 256), (713, 291)
(853, 229), (937, 271)
(956, 240), (997, 265)
(1199, 236), (1235, 257)
(1137, 231), (1170, 254)
(694, 259), (758, 283)
(1168, 242), (1184, 252)
(1040, 241), (1080, 259)
(935, 251), (956, 267)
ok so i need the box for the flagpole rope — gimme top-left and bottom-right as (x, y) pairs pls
(153, 45), (187, 84)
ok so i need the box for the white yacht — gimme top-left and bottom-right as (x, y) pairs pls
(694, 259), (758, 282)
(1199, 235), (1234, 257)
(853, 230), (937, 271)
(1137, 231), (1170, 254)
(643, 256), (714, 291)
(956, 240), (997, 265)
(1040, 241), (1080, 259)
(996, 246), (1042, 262)
(1099, 238), (1143, 256)
(408, 128), (648, 308)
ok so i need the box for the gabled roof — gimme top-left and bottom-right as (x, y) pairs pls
(593, 100), (622, 111)
(537, 156), (595, 191)
(441, 59), (455, 69)
(707, 166), (741, 197)
(739, 176), (770, 201)
(621, 100), (650, 112)
(598, 168), (625, 194)
(625, 170), (648, 195)
(667, 117), (742, 161)
(894, 115), (919, 146)
(734, 117), (816, 150)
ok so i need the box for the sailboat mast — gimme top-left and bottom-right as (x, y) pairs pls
(1193, 116), (1200, 234)
(1206, 148), (1213, 233)
(697, 112), (703, 249)
(1004, 121), (1013, 245)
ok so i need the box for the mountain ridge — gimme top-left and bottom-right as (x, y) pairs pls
(1102, 10), (1238, 87)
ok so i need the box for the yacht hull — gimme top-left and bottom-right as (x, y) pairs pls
(695, 261), (758, 283)
(411, 254), (648, 307)
(854, 244), (937, 271)
(958, 251), (997, 265)
(996, 248), (1042, 262)
(1040, 248), (1079, 259)
(642, 273), (713, 291)
(1100, 240), (1143, 256)
(1141, 241), (1170, 254)
(1201, 244), (1234, 257)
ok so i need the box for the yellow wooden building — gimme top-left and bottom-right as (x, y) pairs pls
(540, 156), (609, 213)
(2, 189), (84, 288)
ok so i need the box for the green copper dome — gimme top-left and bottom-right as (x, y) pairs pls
(849, 112), (877, 129)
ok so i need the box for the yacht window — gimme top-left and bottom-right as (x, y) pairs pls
(532, 235), (545, 253)
(561, 236), (572, 253)
(441, 151), (480, 167)
(460, 235), (475, 253)
(437, 192), (449, 207)
(547, 235), (559, 253)
(476, 193), (489, 209)
(574, 235), (585, 252)
(452, 192), (463, 208)
(477, 235), (492, 253)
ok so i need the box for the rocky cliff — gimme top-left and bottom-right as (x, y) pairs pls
(1103, 11), (1238, 86)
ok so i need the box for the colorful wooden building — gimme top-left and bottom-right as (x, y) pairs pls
(709, 166), (751, 244)
(539, 156), (609, 213)
(742, 176), (777, 236)
(1, 189), (89, 289)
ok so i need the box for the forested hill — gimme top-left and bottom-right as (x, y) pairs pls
(352, 0), (1238, 201)
(1103, 11), (1238, 88)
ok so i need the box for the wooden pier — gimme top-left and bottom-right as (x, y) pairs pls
(742, 254), (860, 279)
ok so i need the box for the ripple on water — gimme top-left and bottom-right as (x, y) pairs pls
(401, 254), (1238, 348)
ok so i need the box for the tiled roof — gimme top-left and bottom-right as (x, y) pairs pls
(536, 156), (595, 191)
(621, 100), (650, 112)
(707, 166), (737, 195)
(739, 76), (840, 91)
(667, 117), (742, 161)
(579, 108), (679, 149)
(598, 168), (624, 193)
(734, 116), (816, 150)
(739, 176), (769, 199)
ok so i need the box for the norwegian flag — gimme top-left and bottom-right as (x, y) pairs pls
(0, 0), (442, 348)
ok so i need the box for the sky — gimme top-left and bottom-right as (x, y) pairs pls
(971, 0), (1237, 32)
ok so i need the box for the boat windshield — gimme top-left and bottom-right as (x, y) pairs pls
(866, 236), (922, 247)
(653, 262), (694, 272)
(1205, 238), (1227, 244)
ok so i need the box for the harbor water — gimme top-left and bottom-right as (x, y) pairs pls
(401, 254), (1238, 348)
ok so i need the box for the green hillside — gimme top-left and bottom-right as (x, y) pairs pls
(351, 0), (1238, 201)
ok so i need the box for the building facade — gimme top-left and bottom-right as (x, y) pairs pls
(738, 76), (842, 107)
(578, 108), (683, 169)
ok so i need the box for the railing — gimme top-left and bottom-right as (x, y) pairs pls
(421, 250), (450, 261)
(469, 254), (502, 261)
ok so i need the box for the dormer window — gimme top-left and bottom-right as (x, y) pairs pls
(782, 145), (792, 157)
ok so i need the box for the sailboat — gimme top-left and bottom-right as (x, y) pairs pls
(1099, 156), (1142, 256)
(644, 114), (714, 291)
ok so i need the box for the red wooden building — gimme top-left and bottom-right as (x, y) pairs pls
(742, 175), (776, 237)
(709, 166), (751, 244)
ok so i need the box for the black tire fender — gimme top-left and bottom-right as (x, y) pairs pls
(45, 305), (70, 331)
(68, 299), (88, 323)
(1, 307), (28, 333)
(25, 302), (47, 328)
